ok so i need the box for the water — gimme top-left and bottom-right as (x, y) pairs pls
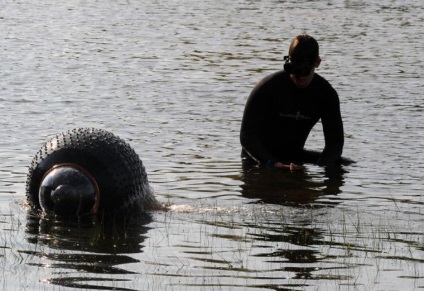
(1, 0), (423, 290)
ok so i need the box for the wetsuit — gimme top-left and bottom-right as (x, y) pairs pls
(240, 70), (344, 166)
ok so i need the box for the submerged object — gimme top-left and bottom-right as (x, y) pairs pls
(26, 128), (158, 216)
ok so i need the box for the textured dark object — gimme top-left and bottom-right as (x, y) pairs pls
(26, 128), (158, 215)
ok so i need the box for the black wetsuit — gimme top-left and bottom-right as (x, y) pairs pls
(240, 70), (344, 166)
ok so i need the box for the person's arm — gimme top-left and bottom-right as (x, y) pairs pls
(318, 89), (344, 166)
(240, 77), (278, 165)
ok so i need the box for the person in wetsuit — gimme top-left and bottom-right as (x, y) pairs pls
(240, 35), (344, 170)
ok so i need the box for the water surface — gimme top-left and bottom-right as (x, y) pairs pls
(0, 0), (423, 290)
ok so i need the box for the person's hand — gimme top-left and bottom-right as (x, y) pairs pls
(274, 162), (303, 171)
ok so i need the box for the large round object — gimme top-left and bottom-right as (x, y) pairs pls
(26, 128), (158, 216)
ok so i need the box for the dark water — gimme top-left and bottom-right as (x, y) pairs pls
(1, 0), (423, 290)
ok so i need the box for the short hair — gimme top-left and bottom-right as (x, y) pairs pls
(288, 35), (319, 62)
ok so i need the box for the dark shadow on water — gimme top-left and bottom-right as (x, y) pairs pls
(238, 159), (353, 284)
(240, 158), (347, 207)
(24, 210), (154, 290)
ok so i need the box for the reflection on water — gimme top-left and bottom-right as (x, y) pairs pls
(240, 159), (345, 206)
(23, 211), (153, 290)
(250, 223), (325, 281)
(25, 212), (153, 253)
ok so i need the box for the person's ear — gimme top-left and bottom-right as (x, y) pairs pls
(315, 57), (321, 68)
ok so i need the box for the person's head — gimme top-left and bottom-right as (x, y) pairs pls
(284, 34), (321, 88)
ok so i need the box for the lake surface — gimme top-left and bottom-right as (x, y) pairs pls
(1, 0), (423, 290)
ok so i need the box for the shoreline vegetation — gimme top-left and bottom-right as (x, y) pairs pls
(0, 199), (422, 290)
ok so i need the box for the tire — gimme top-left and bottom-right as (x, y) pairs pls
(26, 128), (157, 215)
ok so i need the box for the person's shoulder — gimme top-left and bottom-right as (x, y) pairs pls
(264, 70), (287, 81)
(313, 74), (338, 95)
(256, 70), (288, 87)
(313, 73), (333, 87)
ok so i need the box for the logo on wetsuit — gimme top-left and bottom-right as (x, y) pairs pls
(279, 111), (311, 121)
